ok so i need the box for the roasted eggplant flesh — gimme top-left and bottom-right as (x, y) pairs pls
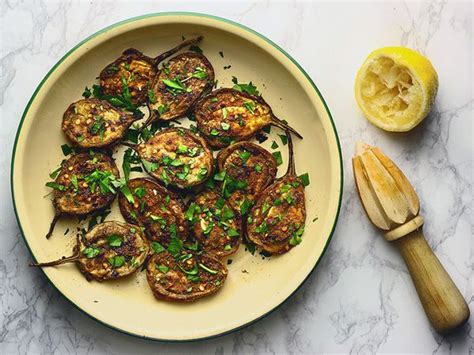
(53, 152), (119, 215)
(147, 250), (227, 302)
(187, 191), (241, 258)
(195, 88), (274, 148)
(216, 142), (277, 214)
(62, 98), (135, 148)
(247, 176), (306, 255)
(118, 178), (188, 245)
(99, 49), (156, 106)
(148, 52), (215, 120)
(77, 221), (149, 281)
(137, 128), (213, 188)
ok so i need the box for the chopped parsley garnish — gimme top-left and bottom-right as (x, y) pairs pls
(222, 107), (228, 119)
(272, 151), (283, 166)
(228, 229), (239, 237)
(134, 186), (146, 198)
(254, 164), (262, 173)
(168, 235), (183, 258)
(197, 167), (208, 180)
(191, 66), (207, 79)
(198, 263), (218, 274)
(289, 226), (305, 246)
(240, 199), (254, 215)
(222, 207), (235, 220)
(224, 244), (232, 251)
(210, 129), (219, 136)
(108, 235), (123, 247)
(271, 141), (279, 149)
(298, 173), (310, 187)
(211, 97), (218, 103)
(189, 45), (203, 54)
(243, 101), (255, 114)
(255, 221), (268, 234)
(151, 242), (165, 254)
(142, 160), (159, 173)
(163, 78), (191, 94)
(82, 86), (92, 98)
(177, 144), (188, 154)
(157, 265), (169, 273)
(262, 201), (271, 214)
(213, 171), (226, 181)
(49, 165), (63, 179)
(61, 144), (74, 156)
(278, 134), (288, 145)
(91, 115), (105, 140)
(176, 165), (190, 180)
(83, 246), (100, 258)
(71, 175), (79, 191)
(108, 255), (125, 268)
(232, 76), (260, 96)
(239, 151), (251, 162)
(45, 182), (66, 191)
(185, 202), (199, 222)
(221, 122), (230, 130)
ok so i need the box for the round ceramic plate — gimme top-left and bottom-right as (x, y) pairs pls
(11, 13), (342, 341)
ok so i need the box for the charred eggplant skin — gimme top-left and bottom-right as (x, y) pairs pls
(53, 152), (119, 216)
(194, 88), (274, 148)
(118, 178), (188, 245)
(147, 52), (215, 121)
(62, 98), (135, 148)
(246, 176), (306, 255)
(188, 191), (241, 258)
(76, 221), (149, 281)
(137, 128), (214, 189)
(216, 142), (277, 215)
(146, 251), (227, 302)
(99, 48), (156, 106)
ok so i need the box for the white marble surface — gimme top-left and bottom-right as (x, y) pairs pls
(1, 1), (472, 353)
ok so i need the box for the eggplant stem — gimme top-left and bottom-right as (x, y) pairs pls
(121, 141), (138, 151)
(29, 253), (79, 267)
(141, 110), (158, 130)
(45, 214), (60, 239)
(286, 129), (296, 176)
(153, 36), (203, 65)
(271, 116), (303, 139)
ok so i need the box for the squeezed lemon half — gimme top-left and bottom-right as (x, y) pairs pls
(355, 47), (438, 132)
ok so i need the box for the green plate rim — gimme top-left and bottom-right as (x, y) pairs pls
(10, 11), (343, 342)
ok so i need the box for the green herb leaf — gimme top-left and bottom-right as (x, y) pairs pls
(213, 171), (226, 181)
(168, 235), (183, 258)
(61, 144), (74, 156)
(243, 101), (255, 114)
(254, 164), (262, 173)
(289, 225), (305, 246)
(210, 129), (219, 136)
(198, 263), (218, 274)
(298, 173), (310, 187)
(228, 229), (240, 237)
(151, 242), (165, 254)
(120, 185), (135, 204)
(108, 255), (125, 268)
(82, 86), (92, 98)
(142, 160), (159, 173)
(278, 134), (288, 145)
(108, 234), (123, 247)
(83, 246), (100, 258)
(71, 174), (79, 191)
(189, 45), (203, 54)
(240, 199), (254, 215)
(232, 77), (260, 96)
(239, 151), (251, 162)
(163, 78), (188, 92)
(271, 141), (279, 149)
(272, 151), (283, 166)
(221, 122), (230, 131)
(157, 265), (169, 273)
(45, 182), (66, 191)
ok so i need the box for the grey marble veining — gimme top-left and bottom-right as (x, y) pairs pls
(1, 1), (472, 354)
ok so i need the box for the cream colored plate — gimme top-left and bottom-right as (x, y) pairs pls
(11, 13), (343, 341)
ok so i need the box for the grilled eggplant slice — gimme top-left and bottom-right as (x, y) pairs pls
(45, 152), (120, 239)
(144, 52), (215, 125)
(246, 132), (306, 254)
(31, 221), (149, 281)
(187, 191), (241, 258)
(216, 142), (277, 215)
(99, 37), (202, 106)
(147, 250), (227, 302)
(118, 178), (188, 245)
(194, 88), (302, 148)
(62, 98), (137, 148)
(126, 128), (213, 189)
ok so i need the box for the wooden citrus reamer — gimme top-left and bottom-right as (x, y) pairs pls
(352, 142), (470, 333)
